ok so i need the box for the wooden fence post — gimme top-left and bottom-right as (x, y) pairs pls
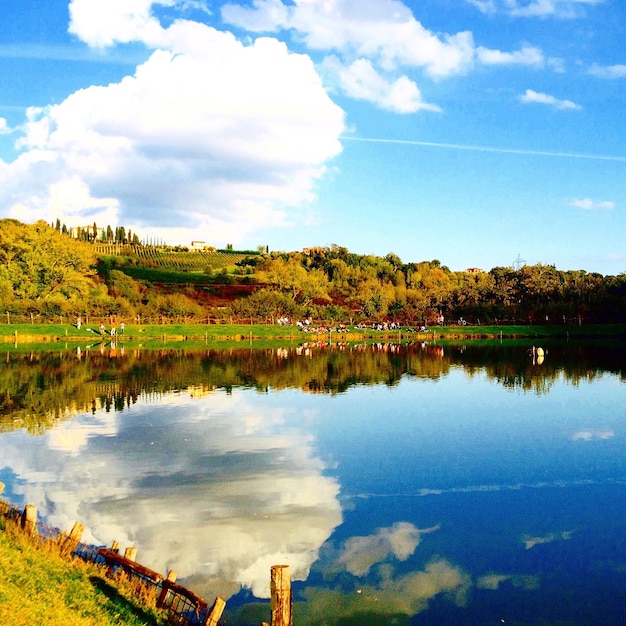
(21, 504), (37, 536)
(124, 546), (138, 562)
(157, 570), (177, 609)
(270, 565), (292, 626)
(205, 597), (226, 626)
(60, 521), (84, 557)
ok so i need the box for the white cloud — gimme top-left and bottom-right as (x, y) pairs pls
(221, 0), (290, 32)
(323, 56), (441, 114)
(68, 0), (169, 48)
(302, 557), (471, 619)
(519, 88), (581, 110)
(337, 522), (440, 576)
(588, 63), (626, 79)
(223, 0), (476, 79)
(467, 0), (605, 18)
(477, 45), (544, 67)
(1, 391), (342, 600)
(568, 198), (615, 210)
(570, 427), (614, 440)
(221, 0), (549, 115)
(2, 10), (345, 244)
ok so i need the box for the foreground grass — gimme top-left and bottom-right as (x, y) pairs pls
(0, 521), (168, 626)
(0, 322), (625, 349)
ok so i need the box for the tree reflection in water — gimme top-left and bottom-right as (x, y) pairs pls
(1, 340), (625, 625)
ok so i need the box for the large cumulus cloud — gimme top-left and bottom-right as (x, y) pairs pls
(0, 389), (342, 600)
(1, 1), (345, 245)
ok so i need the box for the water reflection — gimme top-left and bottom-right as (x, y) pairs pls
(2, 340), (625, 431)
(1, 340), (626, 624)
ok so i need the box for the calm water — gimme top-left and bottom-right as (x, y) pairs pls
(1, 340), (626, 625)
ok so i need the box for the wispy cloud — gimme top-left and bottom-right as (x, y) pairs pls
(570, 427), (614, 440)
(341, 136), (626, 162)
(477, 45), (544, 67)
(322, 56), (441, 114)
(0, 43), (144, 64)
(477, 573), (541, 591)
(520, 88), (581, 110)
(568, 198), (615, 210)
(523, 531), (573, 549)
(337, 522), (440, 576)
(467, 0), (605, 19)
(588, 63), (626, 79)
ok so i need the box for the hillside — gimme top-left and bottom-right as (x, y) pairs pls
(93, 243), (259, 272)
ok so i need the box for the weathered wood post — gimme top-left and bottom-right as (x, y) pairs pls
(124, 546), (138, 562)
(21, 504), (37, 536)
(206, 597), (226, 626)
(270, 565), (292, 626)
(60, 521), (85, 557)
(157, 570), (177, 609)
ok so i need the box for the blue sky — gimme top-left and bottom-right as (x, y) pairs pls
(0, 0), (624, 274)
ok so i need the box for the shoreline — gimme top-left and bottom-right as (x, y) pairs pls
(1, 322), (625, 348)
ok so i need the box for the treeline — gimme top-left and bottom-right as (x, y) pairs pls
(53, 218), (141, 245)
(1, 219), (625, 324)
(233, 246), (626, 324)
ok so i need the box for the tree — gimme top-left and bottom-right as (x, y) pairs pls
(257, 257), (330, 306)
(0, 219), (98, 310)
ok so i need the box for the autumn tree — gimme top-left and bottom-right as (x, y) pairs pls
(0, 219), (98, 314)
(257, 255), (330, 306)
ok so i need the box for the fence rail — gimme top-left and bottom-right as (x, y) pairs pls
(0, 499), (225, 626)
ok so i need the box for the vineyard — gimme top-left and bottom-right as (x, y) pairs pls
(93, 244), (258, 272)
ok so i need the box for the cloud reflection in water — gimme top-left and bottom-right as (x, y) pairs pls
(0, 389), (342, 600)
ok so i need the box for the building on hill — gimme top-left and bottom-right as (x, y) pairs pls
(69, 225), (106, 241)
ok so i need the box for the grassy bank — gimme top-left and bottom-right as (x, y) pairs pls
(0, 520), (168, 626)
(0, 322), (625, 349)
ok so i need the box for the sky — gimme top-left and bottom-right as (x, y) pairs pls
(0, 0), (625, 275)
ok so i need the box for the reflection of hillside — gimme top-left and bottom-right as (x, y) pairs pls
(1, 341), (624, 432)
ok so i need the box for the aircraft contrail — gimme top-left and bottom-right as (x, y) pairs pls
(341, 136), (626, 163)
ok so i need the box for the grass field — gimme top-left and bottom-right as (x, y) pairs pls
(1, 322), (625, 350)
(0, 519), (168, 626)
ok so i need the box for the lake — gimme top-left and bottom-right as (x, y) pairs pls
(1, 339), (625, 625)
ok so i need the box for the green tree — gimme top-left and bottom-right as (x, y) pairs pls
(257, 256), (330, 306)
(0, 220), (98, 312)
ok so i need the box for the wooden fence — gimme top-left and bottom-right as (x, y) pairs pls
(0, 500), (225, 626)
(1, 499), (294, 626)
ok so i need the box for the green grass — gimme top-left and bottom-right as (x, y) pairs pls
(0, 322), (625, 351)
(94, 245), (255, 275)
(0, 521), (168, 626)
(112, 266), (218, 284)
